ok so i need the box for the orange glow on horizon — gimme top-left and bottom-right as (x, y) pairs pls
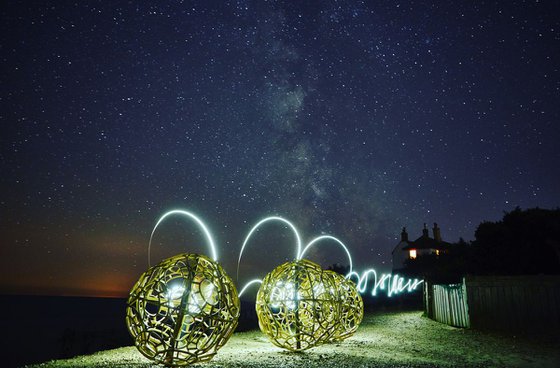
(0, 268), (136, 298)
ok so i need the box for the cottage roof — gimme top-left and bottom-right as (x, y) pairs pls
(400, 223), (450, 250)
(402, 234), (450, 250)
(391, 239), (411, 254)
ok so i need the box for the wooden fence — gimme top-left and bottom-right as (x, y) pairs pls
(465, 275), (560, 332)
(424, 275), (560, 333)
(424, 280), (470, 328)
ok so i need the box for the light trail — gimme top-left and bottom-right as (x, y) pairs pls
(239, 270), (423, 300)
(238, 279), (263, 298)
(298, 235), (353, 274)
(236, 216), (302, 281)
(148, 209), (218, 266)
(347, 269), (424, 297)
(235, 215), (423, 299)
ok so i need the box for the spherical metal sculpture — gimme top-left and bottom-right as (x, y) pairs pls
(324, 270), (364, 341)
(255, 259), (340, 351)
(126, 253), (240, 366)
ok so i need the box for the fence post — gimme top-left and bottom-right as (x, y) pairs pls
(423, 281), (429, 317)
(462, 277), (470, 328)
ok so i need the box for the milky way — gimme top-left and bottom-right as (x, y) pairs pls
(1, 1), (559, 296)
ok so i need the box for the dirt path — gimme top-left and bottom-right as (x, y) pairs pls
(29, 310), (560, 368)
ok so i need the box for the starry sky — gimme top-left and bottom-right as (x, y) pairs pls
(1, 1), (559, 297)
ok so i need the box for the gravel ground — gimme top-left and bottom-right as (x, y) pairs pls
(28, 310), (560, 368)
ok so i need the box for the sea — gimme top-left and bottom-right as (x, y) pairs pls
(1, 295), (130, 367)
(1, 295), (259, 368)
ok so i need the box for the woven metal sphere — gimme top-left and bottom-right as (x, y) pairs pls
(324, 270), (364, 341)
(255, 259), (340, 351)
(126, 253), (240, 366)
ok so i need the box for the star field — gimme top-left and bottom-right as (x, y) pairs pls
(1, 1), (559, 296)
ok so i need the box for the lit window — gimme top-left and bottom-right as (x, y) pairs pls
(409, 249), (417, 259)
(435, 250), (440, 255)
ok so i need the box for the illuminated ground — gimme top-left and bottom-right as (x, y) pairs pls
(29, 310), (560, 368)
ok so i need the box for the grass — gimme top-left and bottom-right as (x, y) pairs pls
(28, 310), (560, 368)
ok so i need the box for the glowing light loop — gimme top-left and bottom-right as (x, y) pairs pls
(238, 279), (263, 298)
(236, 216), (423, 299)
(148, 209), (218, 266)
(299, 235), (353, 274)
(237, 216), (302, 280)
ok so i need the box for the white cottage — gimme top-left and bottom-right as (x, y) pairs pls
(392, 223), (450, 273)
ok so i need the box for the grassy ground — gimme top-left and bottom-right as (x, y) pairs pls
(28, 310), (560, 368)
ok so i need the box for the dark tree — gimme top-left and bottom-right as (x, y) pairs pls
(471, 207), (560, 275)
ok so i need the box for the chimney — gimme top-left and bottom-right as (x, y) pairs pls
(401, 227), (408, 242)
(433, 223), (442, 242)
(422, 223), (429, 237)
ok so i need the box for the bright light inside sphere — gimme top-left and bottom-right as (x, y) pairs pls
(200, 279), (217, 303)
(165, 278), (219, 314)
(166, 285), (186, 307)
(189, 279), (219, 314)
(269, 281), (299, 310)
(187, 291), (203, 314)
(312, 282), (326, 296)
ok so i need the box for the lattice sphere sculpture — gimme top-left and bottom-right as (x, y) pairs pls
(255, 259), (340, 351)
(324, 270), (364, 341)
(126, 253), (240, 366)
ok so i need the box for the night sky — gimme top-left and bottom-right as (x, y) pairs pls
(1, 1), (559, 297)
